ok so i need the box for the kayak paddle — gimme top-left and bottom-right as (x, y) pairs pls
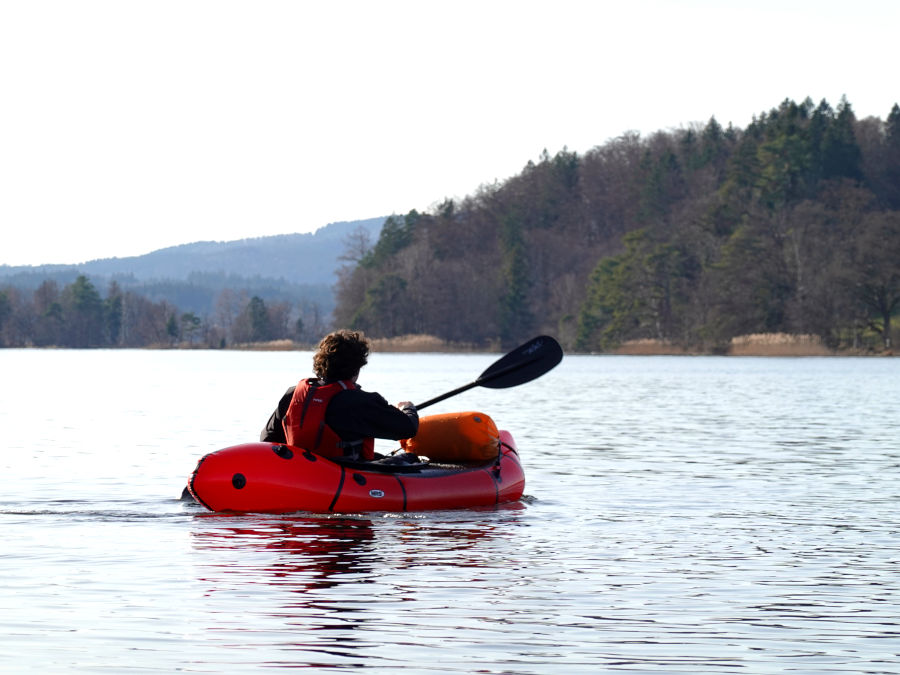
(415, 335), (563, 410)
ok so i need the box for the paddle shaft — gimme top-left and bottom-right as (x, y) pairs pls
(414, 335), (562, 411)
(415, 382), (479, 411)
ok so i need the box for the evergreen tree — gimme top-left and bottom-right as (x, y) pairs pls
(166, 313), (179, 344)
(105, 281), (124, 346)
(753, 102), (813, 207)
(638, 144), (684, 223)
(498, 215), (533, 345)
(699, 116), (729, 170)
(576, 230), (697, 348)
(807, 98), (833, 189)
(576, 256), (623, 351)
(365, 212), (417, 267)
(181, 312), (202, 344)
(881, 103), (900, 208)
(821, 96), (863, 182)
(62, 275), (105, 347)
(247, 296), (272, 342)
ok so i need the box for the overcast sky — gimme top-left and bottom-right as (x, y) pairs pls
(2, 0), (897, 266)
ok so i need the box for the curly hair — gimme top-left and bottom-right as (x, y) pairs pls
(312, 330), (369, 381)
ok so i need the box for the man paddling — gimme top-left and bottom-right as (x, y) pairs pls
(260, 330), (418, 461)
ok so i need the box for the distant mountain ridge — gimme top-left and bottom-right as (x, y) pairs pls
(0, 217), (386, 319)
(0, 217), (386, 286)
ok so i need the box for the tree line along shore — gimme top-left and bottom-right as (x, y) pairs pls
(3, 96), (898, 355)
(198, 332), (891, 357)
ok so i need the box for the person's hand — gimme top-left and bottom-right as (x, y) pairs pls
(396, 401), (415, 411)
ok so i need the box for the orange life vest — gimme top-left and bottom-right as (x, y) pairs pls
(282, 378), (375, 460)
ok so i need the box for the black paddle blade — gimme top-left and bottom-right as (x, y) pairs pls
(476, 335), (563, 389)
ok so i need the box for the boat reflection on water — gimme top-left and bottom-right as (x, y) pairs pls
(190, 503), (526, 590)
(188, 503), (528, 659)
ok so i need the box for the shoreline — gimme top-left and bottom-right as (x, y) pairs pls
(225, 333), (895, 357)
(5, 333), (894, 356)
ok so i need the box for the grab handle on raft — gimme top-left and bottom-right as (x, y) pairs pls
(415, 335), (563, 411)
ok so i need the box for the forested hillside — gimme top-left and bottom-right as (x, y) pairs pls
(335, 97), (900, 352)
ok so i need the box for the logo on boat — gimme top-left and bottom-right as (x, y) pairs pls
(369, 489), (385, 498)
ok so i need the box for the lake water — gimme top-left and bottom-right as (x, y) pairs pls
(1, 349), (898, 673)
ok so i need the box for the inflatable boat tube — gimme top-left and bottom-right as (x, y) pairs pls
(186, 430), (524, 513)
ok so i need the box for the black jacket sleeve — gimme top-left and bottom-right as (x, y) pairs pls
(325, 388), (418, 442)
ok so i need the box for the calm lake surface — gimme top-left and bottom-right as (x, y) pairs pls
(1, 349), (898, 673)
